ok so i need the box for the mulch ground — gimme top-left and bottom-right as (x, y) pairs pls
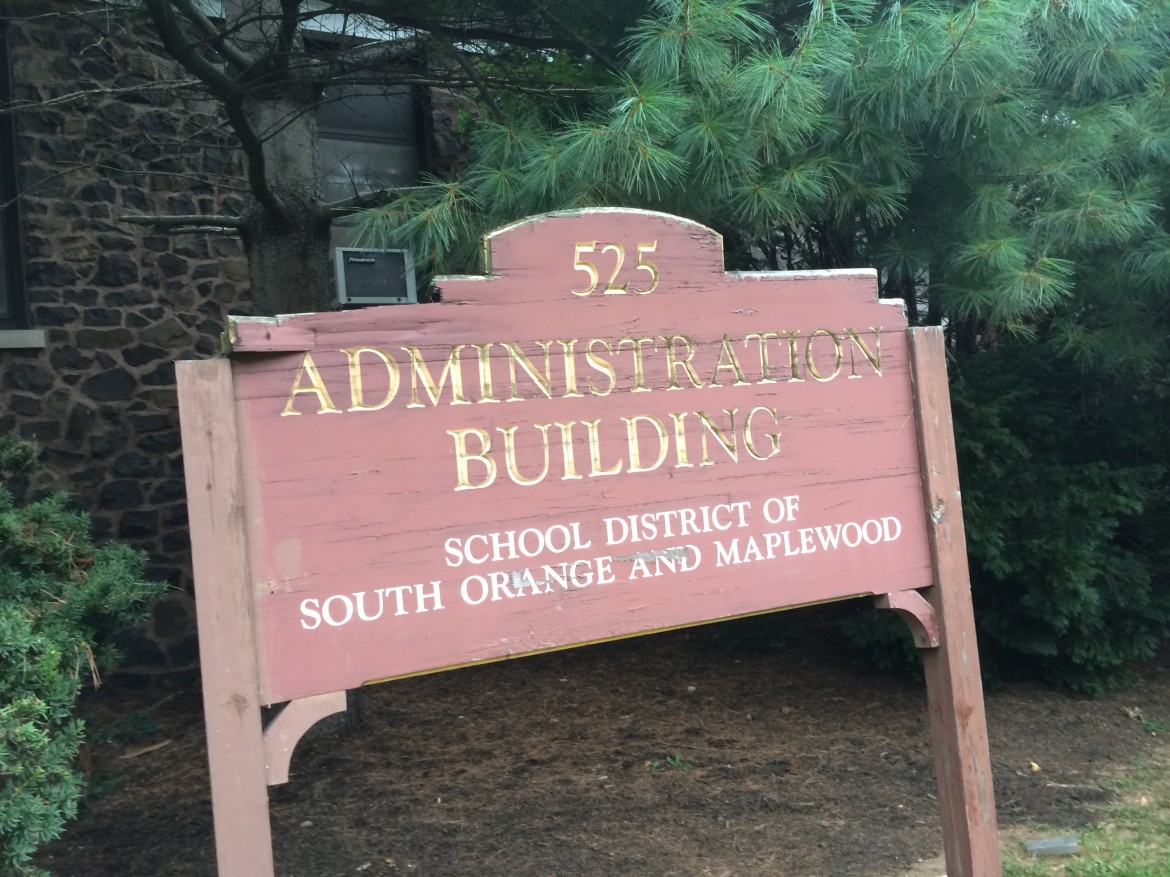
(38, 611), (1170, 877)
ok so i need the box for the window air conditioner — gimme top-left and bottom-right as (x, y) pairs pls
(333, 248), (417, 306)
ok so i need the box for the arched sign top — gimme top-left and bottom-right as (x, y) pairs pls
(482, 207), (724, 286)
(439, 208), (799, 306)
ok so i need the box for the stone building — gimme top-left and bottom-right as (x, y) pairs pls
(0, 4), (437, 672)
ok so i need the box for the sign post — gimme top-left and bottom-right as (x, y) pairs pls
(907, 329), (1000, 875)
(178, 209), (1000, 876)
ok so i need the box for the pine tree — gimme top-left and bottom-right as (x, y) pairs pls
(361, 0), (1169, 352)
(359, 0), (1170, 690)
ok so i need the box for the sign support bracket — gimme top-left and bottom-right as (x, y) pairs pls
(875, 589), (940, 648)
(263, 691), (349, 786)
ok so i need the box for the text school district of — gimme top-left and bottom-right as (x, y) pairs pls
(297, 494), (907, 632)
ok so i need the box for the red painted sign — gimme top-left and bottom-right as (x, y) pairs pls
(227, 210), (931, 704)
(181, 209), (1000, 877)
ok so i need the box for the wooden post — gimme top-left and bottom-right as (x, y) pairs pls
(908, 327), (1002, 877)
(177, 358), (276, 877)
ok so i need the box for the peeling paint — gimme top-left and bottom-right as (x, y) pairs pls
(930, 498), (946, 524)
(612, 547), (690, 563)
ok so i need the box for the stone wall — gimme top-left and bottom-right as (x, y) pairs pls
(0, 3), (452, 675)
(1, 4), (251, 672)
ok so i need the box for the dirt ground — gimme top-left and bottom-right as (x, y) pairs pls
(37, 612), (1170, 877)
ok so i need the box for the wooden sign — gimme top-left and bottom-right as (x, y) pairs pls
(178, 209), (1000, 876)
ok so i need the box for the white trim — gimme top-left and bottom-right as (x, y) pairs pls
(0, 329), (46, 349)
(485, 207), (722, 245)
(728, 268), (879, 281)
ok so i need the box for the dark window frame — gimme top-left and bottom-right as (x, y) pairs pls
(0, 21), (27, 330)
(317, 84), (425, 205)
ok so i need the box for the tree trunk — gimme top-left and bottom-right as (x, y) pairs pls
(225, 1), (333, 316)
(244, 205), (332, 316)
(240, 96), (332, 316)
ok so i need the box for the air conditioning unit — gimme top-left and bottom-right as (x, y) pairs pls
(333, 248), (417, 306)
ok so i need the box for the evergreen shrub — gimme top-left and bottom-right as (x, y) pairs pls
(951, 345), (1170, 694)
(838, 343), (1170, 693)
(355, 0), (1170, 691)
(0, 433), (166, 876)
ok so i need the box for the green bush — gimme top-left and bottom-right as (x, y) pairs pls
(951, 343), (1170, 694)
(959, 343), (1170, 692)
(0, 434), (166, 876)
(837, 341), (1170, 695)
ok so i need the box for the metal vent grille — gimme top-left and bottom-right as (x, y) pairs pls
(334, 248), (417, 305)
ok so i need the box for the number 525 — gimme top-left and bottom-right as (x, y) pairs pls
(571, 241), (659, 295)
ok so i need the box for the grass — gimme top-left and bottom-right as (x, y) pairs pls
(1001, 749), (1170, 877)
(646, 753), (692, 773)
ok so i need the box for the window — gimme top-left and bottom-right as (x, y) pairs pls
(0, 21), (26, 332)
(317, 85), (420, 205)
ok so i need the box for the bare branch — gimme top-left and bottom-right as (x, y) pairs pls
(0, 80), (203, 116)
(315, 4), (585, 52)
(140, 0), (244, 103)
(2, 133), (249, 211)
(120, 213), (244, 233)
(140, 0), (288, 218)
(169, 0), (258, 70)
(534, 1), (623, 77)
(429, 32), (505, 123)
(308, 31), (426, 80)
(326, 184), (434, 213)
(277, 0), (303, 61)
(332, 72), (590, 96)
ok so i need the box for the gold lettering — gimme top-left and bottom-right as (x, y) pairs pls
(697, 408), (739, 466)
(584, 418), (622, 476)
(585, 339), (616, 396)
(342, 347), (400, 412)
(575, 241), (661, 295)
(744, 332), (780, 383)
(281, 352), (341, 416)
(572, 242), (599, 295)
(471, 343), (499, 402)
(709, 335), (749, 387)
(782, 330), (804, 382)
(744, 406), (783, 460)
(805, 329), (843, 382)
(622, 415), (669, 473)
(664, 335), (703, 390)
(633, 242), (659, 294)
(617, 336), (657, 392)
(405, 344), (469, 407)
(498, 423), (551, 486)
(503, 341), (555, 401)
(554, 421), (583, 480)
(601, 243), (628, 294)
(846, 327), (883, 377)
(559, 340), (584, 397)
(448, 427), (496, 490)
(668, 412), (694, 468)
